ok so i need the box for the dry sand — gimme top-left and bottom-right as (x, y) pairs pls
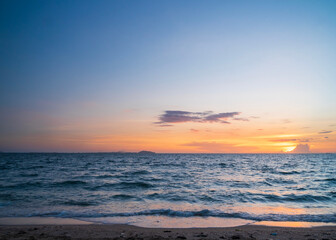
(1, 223), (336, 240)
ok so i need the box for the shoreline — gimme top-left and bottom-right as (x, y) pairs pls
(1, 223), (336, 240)
(1, 216), (336, 228)
(1, 218), (336, 240)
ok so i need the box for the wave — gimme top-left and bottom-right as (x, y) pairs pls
(316, 178), (336, 183)
(62, 200), (97, 206)
(19, 173), (39, 177)
(228, 181), (250, 188)
(28, 209), (336, 223)
(96, 174), (115, 179)
(88, 181), (153, 190)
(53, 180), (88, 187)
(0, 193), (14, 201)
(144, 190), (333, 204)
(265, 177), (296, 185)
(0, 182), (43, 189)
(249, 193), (332, 203)
(129, 170), (151, 175)
(2, 153), (335, 223)
(1, 180), (88, 189)
(111, 194), (142, 200)
(329, 191), (336, 197)
(26, 165), (44, 170)
(219, 163), (234, 168)
(278, 170), (301, 175)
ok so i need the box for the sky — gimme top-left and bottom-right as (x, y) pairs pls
(0, 0), (335, 153)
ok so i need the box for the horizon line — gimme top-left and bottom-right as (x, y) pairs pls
(1, 151), (334, 154)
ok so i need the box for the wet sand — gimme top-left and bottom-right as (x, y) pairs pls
(1, 223), (336, 240)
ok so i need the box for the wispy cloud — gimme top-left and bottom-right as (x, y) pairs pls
(155, 110), (243, 126)
(233, 117), (249, 121)
(269, 139), (297, 142)
(181, 141), (226, 151)
(282, 119), (292, 124)
(157, 124), (173, 127)
(181, 141), (257, 152)
(268, 138), (311, 143)
(253, 134), (300, 139)
(319, 130), (333, 134)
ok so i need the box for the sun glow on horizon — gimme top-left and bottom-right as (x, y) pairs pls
(283, 146), (296, 152)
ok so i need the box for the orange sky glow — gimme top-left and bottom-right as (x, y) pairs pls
(3, 111), (334, 153)
(1, 1), (335, 153)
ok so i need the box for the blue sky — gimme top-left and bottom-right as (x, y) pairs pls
(1, 0), (335, 152)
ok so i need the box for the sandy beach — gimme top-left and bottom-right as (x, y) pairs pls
(1, 222), (336, 240)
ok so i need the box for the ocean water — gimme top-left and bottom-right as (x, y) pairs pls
(0, 153), (335, 227)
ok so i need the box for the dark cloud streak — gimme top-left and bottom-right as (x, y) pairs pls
(155, 110), (242, 126)
(319, 130), (333, 134)
(269, 139), (297, 142)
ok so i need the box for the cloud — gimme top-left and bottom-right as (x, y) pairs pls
(155, 110), (242, 126)
(181, 141), (257, 153)
(289, 144), (311, 153)
(204, 112), (240, 123)
(233, 118), (249, 121)
(282, 119), (292, 124)
(190, 128), (199, 132)
(182, 141), (224, 149)
(269, 138), (311, 143)
(155, 124), (173, 127)
(319, 130), (333, 134)
(269, 139), (297, 142)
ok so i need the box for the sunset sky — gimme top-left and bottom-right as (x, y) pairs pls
(1, 0), (335, 153)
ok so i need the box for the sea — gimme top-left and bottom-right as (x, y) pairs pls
(0, 153), (335, 227)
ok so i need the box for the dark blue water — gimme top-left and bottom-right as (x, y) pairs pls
(0, 153), (335, 225)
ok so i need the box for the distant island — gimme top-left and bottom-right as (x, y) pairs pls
(137, 151), (156, 154)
